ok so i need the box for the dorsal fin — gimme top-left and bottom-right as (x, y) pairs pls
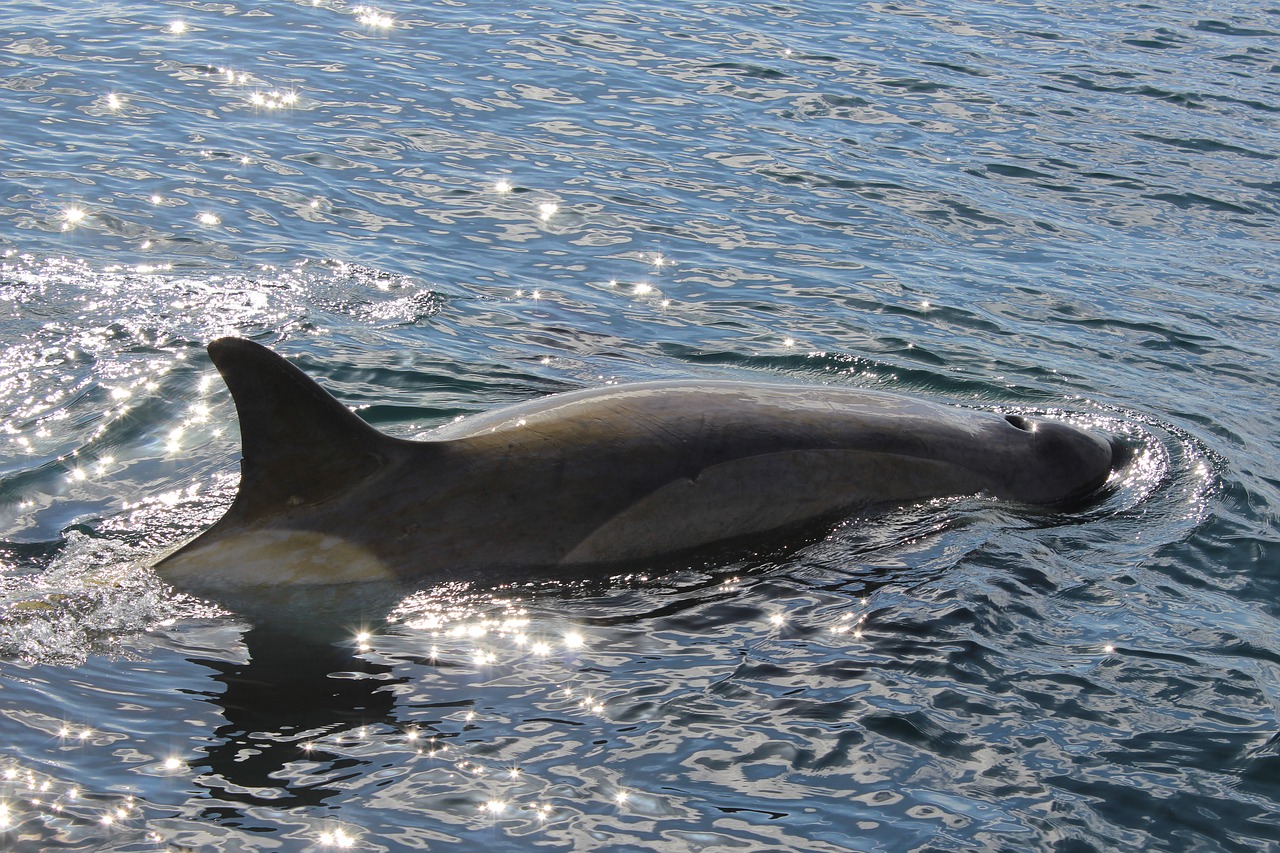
(206, 337), (397, 522)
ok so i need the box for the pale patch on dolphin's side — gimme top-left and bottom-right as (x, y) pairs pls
(160, 529), (393, 589)
(157, 528), (402, 630)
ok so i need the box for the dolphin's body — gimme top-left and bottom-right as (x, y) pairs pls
(156, 338), (1117, 617)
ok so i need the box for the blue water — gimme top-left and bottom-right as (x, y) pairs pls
(2, 0), (1278, 850)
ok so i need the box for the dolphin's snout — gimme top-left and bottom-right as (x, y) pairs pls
(996, 418), (1117, 505)
(1107, 434), (1133, 473)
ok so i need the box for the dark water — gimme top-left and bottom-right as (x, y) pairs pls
(2, 1), (1279, 850)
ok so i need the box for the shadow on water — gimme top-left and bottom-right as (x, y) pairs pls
(185, 625), (407, 812)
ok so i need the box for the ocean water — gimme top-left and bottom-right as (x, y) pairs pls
(1, 0), (1278, 850)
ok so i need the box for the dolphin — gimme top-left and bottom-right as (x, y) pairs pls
(155, 338), (1118, 620)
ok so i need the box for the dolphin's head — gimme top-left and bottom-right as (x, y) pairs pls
(995, 414), (1119, 505)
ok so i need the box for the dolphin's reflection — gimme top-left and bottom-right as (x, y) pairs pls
(185, 625), (408, 810)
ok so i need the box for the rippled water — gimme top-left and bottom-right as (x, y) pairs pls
(2, 1), (1279, 850)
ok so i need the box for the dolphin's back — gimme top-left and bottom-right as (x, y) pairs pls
(414, 381), (1014, 567)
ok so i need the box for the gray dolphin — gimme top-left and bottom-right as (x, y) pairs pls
(156, 338), (1117, 615)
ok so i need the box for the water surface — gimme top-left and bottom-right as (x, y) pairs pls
(2, 1), (1278, 850)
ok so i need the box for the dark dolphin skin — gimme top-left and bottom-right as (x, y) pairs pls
(155, 338), (1119, 615)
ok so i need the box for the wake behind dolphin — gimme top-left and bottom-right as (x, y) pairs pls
(155, 338), (1119, 619)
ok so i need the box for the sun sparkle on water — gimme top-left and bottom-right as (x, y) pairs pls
(60, 206), (86, 230)
(353, 6), (394, 28)
(318, 828), (357, 848)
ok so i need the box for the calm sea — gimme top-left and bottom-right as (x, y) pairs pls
(2, 1), (1278, 850)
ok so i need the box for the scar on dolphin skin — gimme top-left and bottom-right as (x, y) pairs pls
(154, 337), (1123, 627)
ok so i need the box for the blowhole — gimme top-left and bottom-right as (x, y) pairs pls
(1005, 414), (1032, 431)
